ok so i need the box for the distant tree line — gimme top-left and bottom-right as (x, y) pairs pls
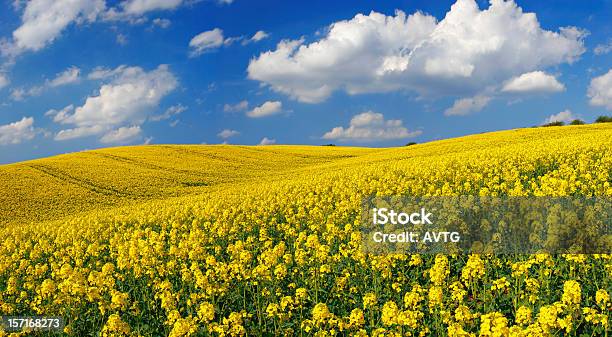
(322, 115), (612, 147)
(541, 115), (612, 127)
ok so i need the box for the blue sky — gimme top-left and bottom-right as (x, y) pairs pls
(0, 0), (610, 164)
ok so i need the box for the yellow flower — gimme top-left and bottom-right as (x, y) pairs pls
(479, 312), (508, 337)
(197, 302), (215, 323)
(101, 314), (131, 337)
(348, 308), (365, 328)
(381, 301), (399, 326)
(429, 255), (449, 285)
(428, 286), (443, 311)
(295, 288), (308, 302)
(515, 306), (531, 326)
(491, 277), (509, 292)
(363, 292), (377, 309)
(537, 304), (560, 333)
(39, 279), (55, 298)
(462, 255), (485, 284)
(312, 303), (331, 323)
(448, 322), (474, 337)
(111, 291), (129, 310)
(168, 317), (198, 337)
(454, 305), (474, 323)
(595, 289), (609, 308)
(561, 280), (581, 306)
(403, 285), (424, 309)
(266, 303), (279, 318)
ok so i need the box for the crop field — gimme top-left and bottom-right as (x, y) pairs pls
(0, 124), (611, 336)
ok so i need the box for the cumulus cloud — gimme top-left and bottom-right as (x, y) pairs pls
(87, 65), (129, 80)
(55, 125), (104, 141)
(543, 109), (577, 124)
(118, 0), (183, 16)
(116, 33), (129, 46)
(103, 0), (192, 20)
(10, 66), (81, 101)
(242, 30), (269, 45)
(501, 71), (565, 93)
(248, 0), (586, 103)
(189, 28), (226, 56)
(49, 66), (81, 87)
(45, 105), (75, 123)
(0, 116), (36, 145)
(259, 137), (276, 145)
(0, 74), (9, 89)
(587, 69), (612, 110)
(218, 129), (240, 139)
(189, 28), (270, 55)
(223, 100), (249, 113)
(251, 30), (269, 42)
(150, 104), (187, 121)
(152, 18), (171, 29)
(53, 64), (177, 141)
(444, 95), (491, 116)
(100, 125), (142, 144)
(594, 41), (612, 56)
(322, 111), (421, 142)
(246, 101), (282, 118)
(2, 0), (105, 56)
(3, 0), (197, 56)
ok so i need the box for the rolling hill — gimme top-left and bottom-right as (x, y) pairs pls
(0, 124), (610, 336)
(1, 124), (610, 225)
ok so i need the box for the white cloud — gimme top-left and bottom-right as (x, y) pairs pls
(190, 28), (268, 54)
(2, 0), (105, 56)
(87, 65), (128, 80)
(3, 0), (196, 56)
(152, 18), (171, 29)
(0, 116), (36, 145)
(322, 111), (421, 142)
(543, 109), (577, 124)
(55, 125), (104, 141)
(49, 66), (81, 87)
(10, 88), (28, 101)
(241, 30), (269, 45)
(150, 104), (187, 121)
(444, 95), (491, 116)
(259, 137), (276, 145)
(53, 64), (177, 141)
(218, 129), (239, 139)
(100, 125), (142, 144)
(116, 33), (128, 46)
(189, 28), (225, 56)
(119, 0), (183, 16)
(249, 30), (269, 43)
(218, 0), (234, 4)
(10, 66), (80, 101)
(594, 41), (612, 56)
(588, 69), (612, 110)
(248, 0), (586, 103)
(223, 100), (248, 113)
(246, 101), (282, 118)
(501, 71), (565, 93)
(0, 74), (9, 89)
(45, 104), (75, 123)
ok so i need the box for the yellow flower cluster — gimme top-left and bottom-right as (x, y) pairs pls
(0, 124), (611, 336)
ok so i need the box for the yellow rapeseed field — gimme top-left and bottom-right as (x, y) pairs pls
(0, 124), (611, 336)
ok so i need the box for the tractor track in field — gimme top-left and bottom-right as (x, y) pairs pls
(27, 163), (135, 198)
(88, 152), (213, 180)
